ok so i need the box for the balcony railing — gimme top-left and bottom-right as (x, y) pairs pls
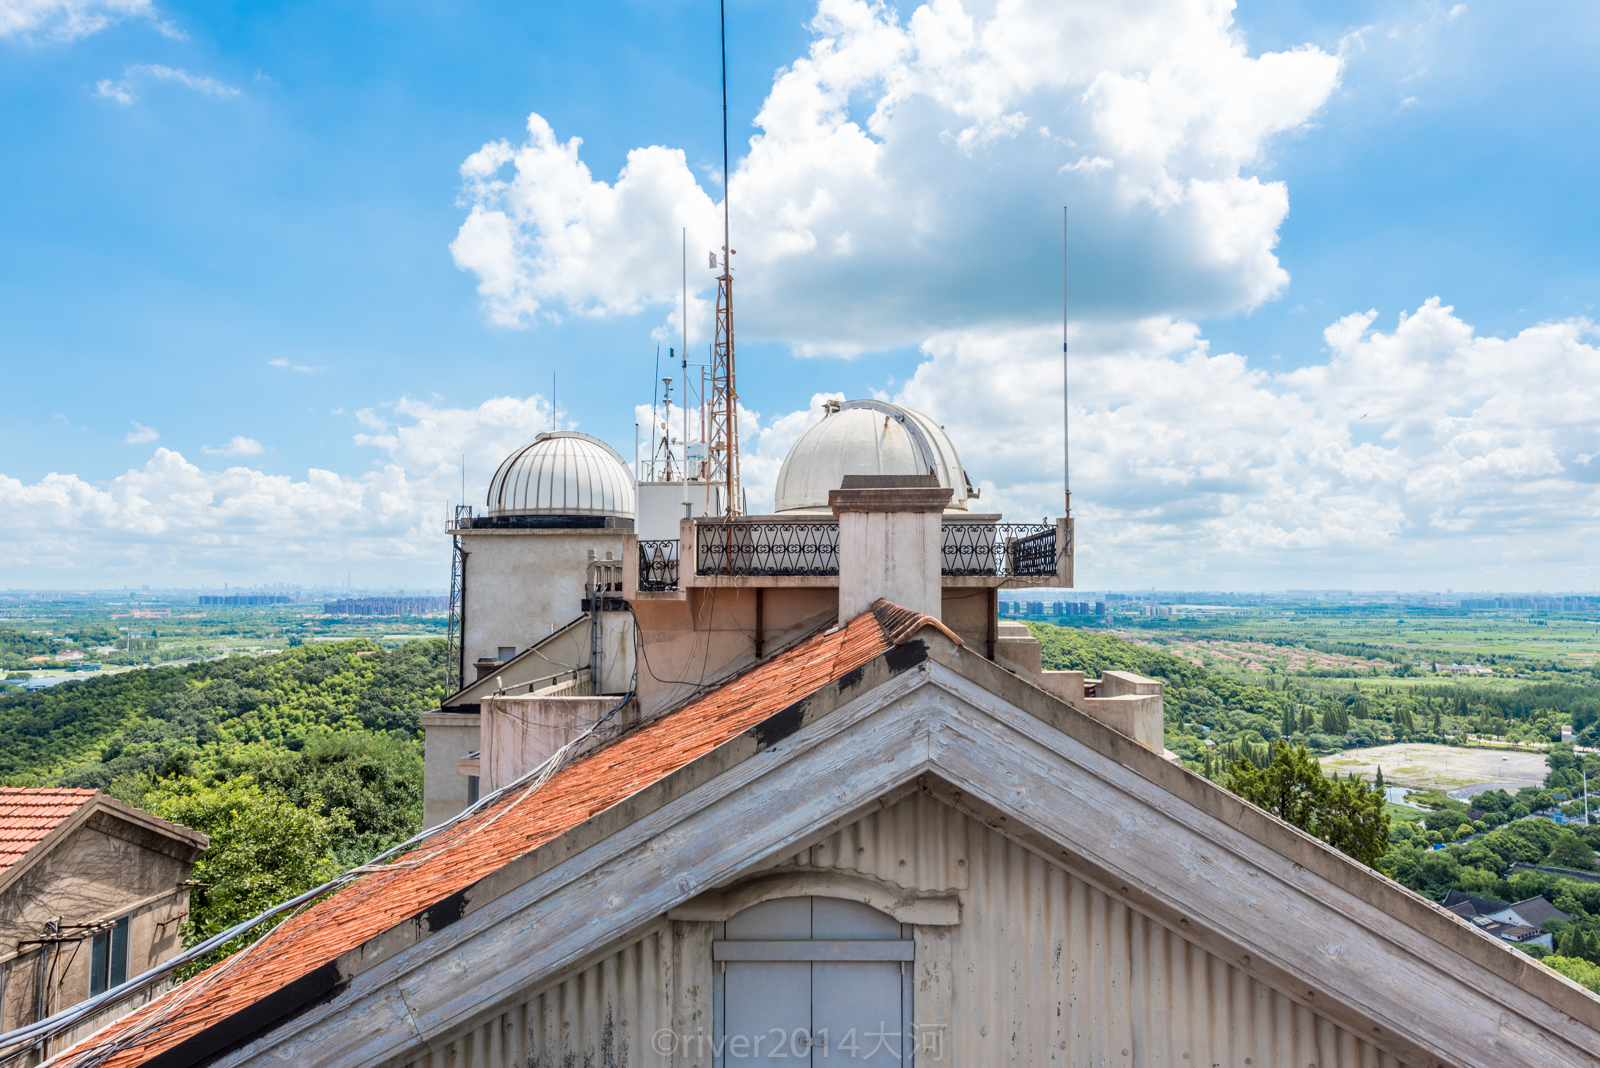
(942, 522), (1054, 577)
(639, 520), (1061, 591)
(696, 522), (841, 577)
(638, 539), (681, 592)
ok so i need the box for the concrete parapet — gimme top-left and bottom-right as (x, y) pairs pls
(480, 695), (640, 794)
(1099, 670), (1163, 698)
(1080, 692), (1166, 752)
(987, 623), (1163, 752)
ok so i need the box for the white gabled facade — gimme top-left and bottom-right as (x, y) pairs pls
(201, 632), (1600, 1068)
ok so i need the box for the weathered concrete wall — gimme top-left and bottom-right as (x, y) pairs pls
(0, 817), (197, 1041)
(458, 530), (631, 671)
(479, 696), (640, 794)
(836, 509), (943, 621)
(385, 791), (1407, 1068)
(991, 625), (1163, 751)
(420, 711), (481, 828)
(630, 587), (838, 719)
(939, 586), (994, 652)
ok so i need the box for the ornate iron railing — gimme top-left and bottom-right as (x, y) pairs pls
(942, 522), (1057, 577)
(669, 520), (1060, 581)
(695, 522), (840, 576)
(1008, 525), (1059, 577)
(638, 539), (681, 591)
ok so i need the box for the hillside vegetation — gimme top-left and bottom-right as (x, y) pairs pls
(1029, 622), (1600, 764)
(0, 640), (443, 785)
(0, 640), (445, 967)
(1031, 621), (1600, 991)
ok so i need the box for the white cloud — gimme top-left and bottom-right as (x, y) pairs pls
(123, 421), (158, 444)
(202, 436), (265, 457)
(0, 395), (557, 584)
(0, 0), (152, 40)
(452, 0), (1342, 354)
(8, 301), (1598, 589)
(268, 358), (322, 373)
(95, 63), (239, 105)
(94, 78), (134, 105)
(883, 299), (1600, 587)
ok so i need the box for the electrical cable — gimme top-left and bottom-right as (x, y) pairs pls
(6, 686), (639, 1065)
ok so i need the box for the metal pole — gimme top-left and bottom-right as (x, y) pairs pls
(1063, 205), (1070, 519)
(683, 228), (690, 512)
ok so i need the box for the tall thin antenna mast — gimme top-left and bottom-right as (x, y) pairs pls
(707, 0), (742, 515)
(1063, 206), (1071, 519)
(683, 226), (691, 505)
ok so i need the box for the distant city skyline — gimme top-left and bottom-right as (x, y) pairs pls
(2, 0), (1597, 589)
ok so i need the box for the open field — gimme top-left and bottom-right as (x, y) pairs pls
(1, 597), (445, 681)
(1319, 743), (1548, 792)
(1106, 630), (1395, 674)
(1099, 603), (1600, 674)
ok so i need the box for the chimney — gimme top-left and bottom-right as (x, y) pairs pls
(829, 475), (951, 621)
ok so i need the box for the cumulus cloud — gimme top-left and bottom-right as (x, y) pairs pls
(8, 301), (1597, 588)
(95, 63), (239, 105)
(0, 0), (157, 41)
(452, 0), (1341, 353)
(123, 421), (158, 444)
(886, 299), (1600, 587)
(201, 436), (265, 457)
(0, 395), (557, 584)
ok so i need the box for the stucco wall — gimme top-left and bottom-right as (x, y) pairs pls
(385, 791), (1407, 1068)
(460, 530), (631, 670)
(420, 712), (481, 829)
(630, 588), (839, 719)
(0, 821), (194, 1037)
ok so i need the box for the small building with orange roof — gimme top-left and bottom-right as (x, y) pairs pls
(0, 789), (207, 1062)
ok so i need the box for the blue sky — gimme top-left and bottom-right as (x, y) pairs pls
(2, 0), (1598, 589)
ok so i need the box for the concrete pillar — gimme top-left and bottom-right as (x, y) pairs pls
(830, 475), (952, 621)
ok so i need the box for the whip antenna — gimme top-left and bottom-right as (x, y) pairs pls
(1063, 205), (1071, 519)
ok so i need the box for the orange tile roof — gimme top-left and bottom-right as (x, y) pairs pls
(58, 602), (945, 1068)
(0, 788), (99, 873)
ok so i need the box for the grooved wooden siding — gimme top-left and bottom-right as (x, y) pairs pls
(394, 792), (1408, 1068)
(397, 931), (676, 1068)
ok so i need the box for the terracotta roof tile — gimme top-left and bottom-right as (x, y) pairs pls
(56, 604), (943, 1067)
(0, 788), (99, 873)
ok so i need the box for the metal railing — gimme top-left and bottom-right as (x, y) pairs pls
(942, 522), (1056, 577)
(696, 522), (840, 577)
(634, 520), (1061, 589)
(638, 540), (681, 591)
(1006, 525), (1059, 577)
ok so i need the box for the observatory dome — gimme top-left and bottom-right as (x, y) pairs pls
(486, 432), (635, 519)
(774, 400), (974, 512)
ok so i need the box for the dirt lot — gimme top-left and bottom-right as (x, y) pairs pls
(1319, 743), (1548, 792)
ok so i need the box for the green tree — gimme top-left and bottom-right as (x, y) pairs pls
(1375, 766), (1385, 791)
(143, 776), (350, 972)
(1549, 832), (1599, 872)
(1225, 745), (1390, 866)
(1544, 954), (1600, 994)
(1558, 927), (1600, 966)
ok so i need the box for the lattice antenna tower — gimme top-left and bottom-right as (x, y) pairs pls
(707, 0), (741, 515)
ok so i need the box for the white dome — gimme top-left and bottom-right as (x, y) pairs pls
(486, 432), (635, 518)
(774, 401), (973, 512)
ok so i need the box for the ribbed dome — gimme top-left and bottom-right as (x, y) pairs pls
(486, 432), (635, 518)
(774, 400), (973, 512)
